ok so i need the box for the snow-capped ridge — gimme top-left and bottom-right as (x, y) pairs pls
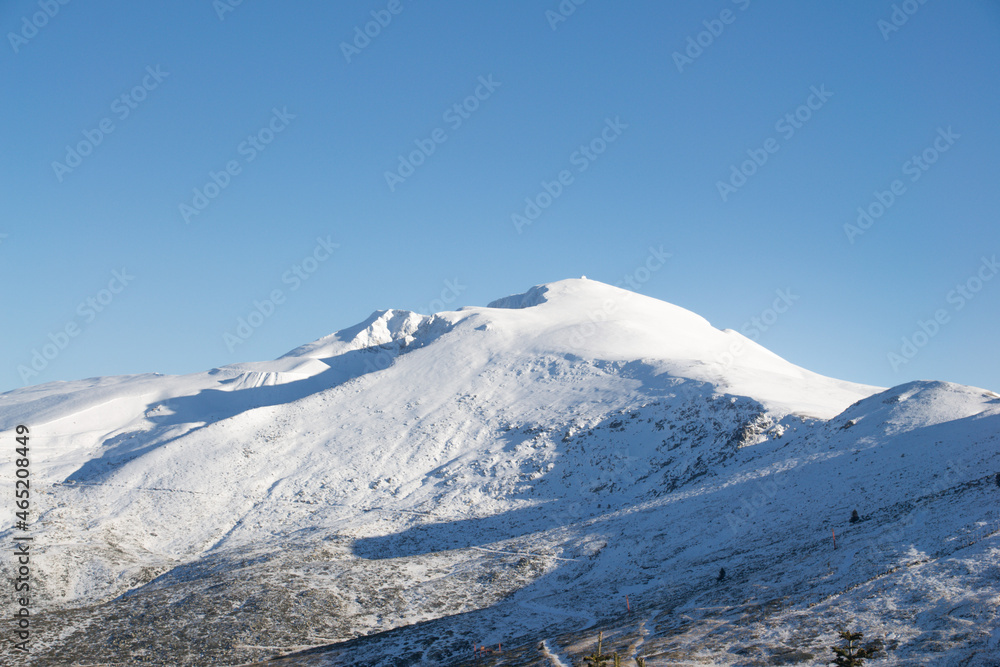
(832, 379), (1000, 434)
(281, 308), (432, 360)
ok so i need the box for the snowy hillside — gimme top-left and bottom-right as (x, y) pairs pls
(1, 279), (998, 666)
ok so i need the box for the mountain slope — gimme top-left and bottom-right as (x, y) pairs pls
(1, 279), (997, 666)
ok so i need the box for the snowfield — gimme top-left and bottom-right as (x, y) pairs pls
(1, 279), (998, 665)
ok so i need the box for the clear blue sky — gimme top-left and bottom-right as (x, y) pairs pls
(2, 1), (999, 394)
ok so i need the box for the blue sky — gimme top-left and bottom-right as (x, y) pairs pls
(2, 1), (999, 394)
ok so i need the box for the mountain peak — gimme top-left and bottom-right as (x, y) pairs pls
(486, 278), (699, 318)
(268, 278), (881, 420)
(3, 279), (997, 666)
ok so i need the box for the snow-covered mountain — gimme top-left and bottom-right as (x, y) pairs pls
(2, 279), (998, 666)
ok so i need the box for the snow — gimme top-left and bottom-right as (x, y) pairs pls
(1, 278), (997, 666)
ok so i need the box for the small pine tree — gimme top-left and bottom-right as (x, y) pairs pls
(830, 629), (873, 666)
(717, 567), (726, 581)
(995, 472), (1000, 488)
(850, 509), (860, 523)
(583, 631), (612, 666)
(635, 658), (646, 667)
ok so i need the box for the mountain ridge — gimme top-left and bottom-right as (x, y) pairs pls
(1, 279), (997, 665)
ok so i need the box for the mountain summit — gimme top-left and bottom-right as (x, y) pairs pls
(287, 278), (877, 419)
(2, 279), (998, 665)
